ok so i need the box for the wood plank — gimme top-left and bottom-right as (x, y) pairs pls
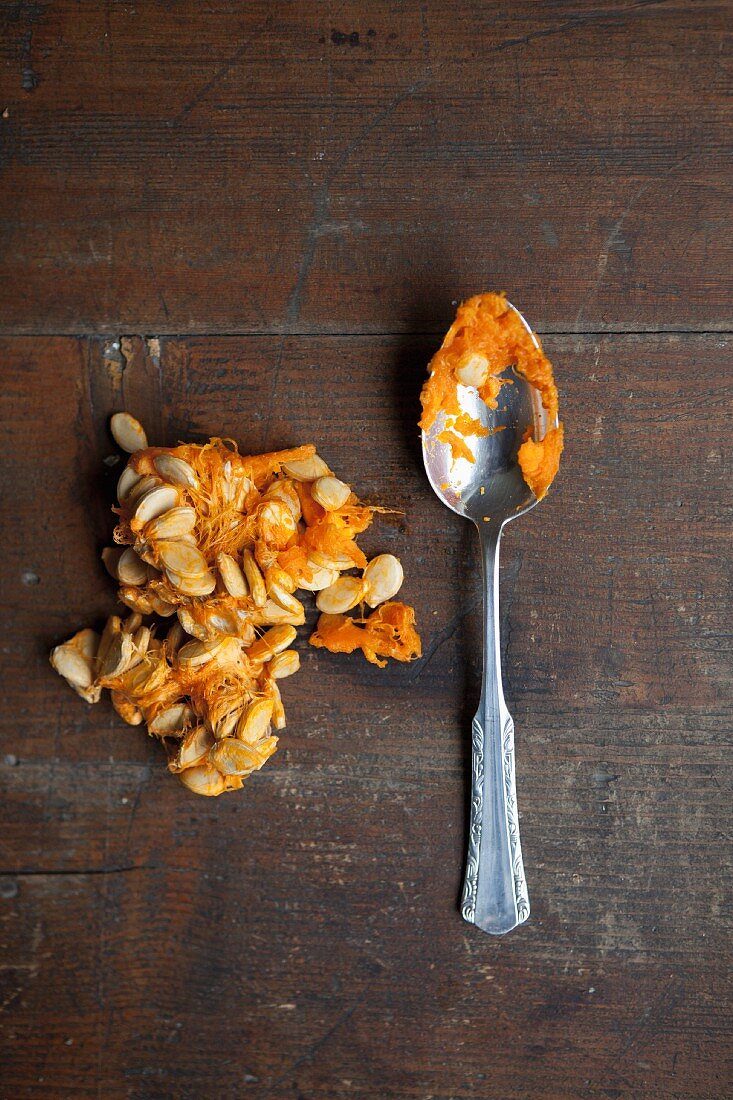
(0, 332), (730, 1097)
(0, 2), (730, 334)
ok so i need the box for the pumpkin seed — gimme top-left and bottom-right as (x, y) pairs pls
(268, 649), (300, 679)
(153, 453), (198, 489)
(111, 691), (143, 725)
(177, 637), (225, 669)
(149, 592), (179, 615)
(132, 625), (151, 655)
(455, 351), (489, 389)
(117, 465), (142, 502)
(117, 547), (148, 586)
(209, 738), (261, 777)
(169, 726), (214, 772)
(165, 568), (216, 597)
(282, 454), (330, 481)
(236, 698), (274, 744)
(132, 485), (179, 526)
(242, 550), (267, 607)
(110, 412), (148, 453)
(101, 546), (123, 579)
(296, 561), (339, 592)
(165, 621), (185, 652)
(266, 565), (297, 595)
(268, 583), (304, 619)
(118, 586), (155, 615)
(157, 540), (209, 579)
(98, 630), (134, 680)
(363, 554), (404, 607)
(177, 762), (226, 796)
(96, 615), (122, 669)
(268, 681), (286, 729)
(127, 475), (162, 506)
(309, 548), (357, 572)
(247, 625), (297, 662)
(148, 702), (195, 735)
(311, 475), (351, 511)
(217, 552), (248, 598)
(143, 507), (197, 541)
(50, 628), (100, 701)
(256, 599), (305, 626)
(176, 607), (207, 641)
(263, 479), (301, 521)
(316, 575), (366, 615)
(122, 612), (143, 634)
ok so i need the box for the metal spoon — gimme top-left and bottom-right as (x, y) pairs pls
(422, 303), (552, 935)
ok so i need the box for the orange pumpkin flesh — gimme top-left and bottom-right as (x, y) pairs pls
(420, 292), (564, 500)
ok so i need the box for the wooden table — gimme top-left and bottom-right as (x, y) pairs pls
(1, 4), (730, 1097)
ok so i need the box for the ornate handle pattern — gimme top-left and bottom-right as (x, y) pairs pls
(461, 523), (530, 935)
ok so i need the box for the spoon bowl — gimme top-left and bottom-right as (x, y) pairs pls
(422, 307), (548, 526)
(421, 301), (552, 935)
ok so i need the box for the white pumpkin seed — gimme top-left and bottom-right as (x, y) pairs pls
(127, 475), (162, 506)
(316, 575), (366, 615)
(268, 583), (304, 620)
(101, 546), (123, 579)
(177, 762), (226, 796)
(98, 630), (134, 680)
(117, 548), (148, 586)
(236, 698), (274, 744)
(268, 649), (300, 680)
(282, 454), (331, 482)
(363, 554), (404, 607)
(247, 625), (296, 662)
(217, 552), (248, 598)
(96, 615), (122, 669)
(149, 592), (179, 616)
(176, 607), (207, 641)
(209, 738), (261, 777)
(165, 568), (216, 597)
(117, 465), (142, 502)
(122, 612), (143, 634)
(165, 621), (185, 652)
(269, 681), (286, 729)
(50, 634), (96, 693)
(263, 479), (301, 520)
(111, 691), (143, 725)
(157, 540), (209, 578)
(143, 507), (197, 541)
(132, 485), (179, 526)
(309, 548), (357, 572)
(110, 412), (148, 453)
(118, 587), (154, 614)
(255, 600), (305, 626)
(169, 726), (214, 772)
(153, 453), (198, 489)
(132, 625), (151, 655)
(455, 351), (490, 389)
(149, 702), (195, 735)
(242, 550), (267, 607)
(177, 637), (223, 669)
(311, 475), (351, 511)
(296, 561), (339, 592)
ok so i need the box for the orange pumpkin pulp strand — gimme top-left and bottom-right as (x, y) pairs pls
(419, 292), (564, 500)
(310, 602), (423, 668)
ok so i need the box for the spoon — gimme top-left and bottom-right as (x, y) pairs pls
(422, 303), (551, 935)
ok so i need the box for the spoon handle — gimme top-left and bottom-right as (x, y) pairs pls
(461, 522), (530, 935)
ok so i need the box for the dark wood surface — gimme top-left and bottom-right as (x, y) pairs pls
(0, 3), (731, 1099)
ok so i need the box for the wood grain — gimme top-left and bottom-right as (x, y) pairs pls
(0, 1), (731, 334)
(0, 333), (730, 1099)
